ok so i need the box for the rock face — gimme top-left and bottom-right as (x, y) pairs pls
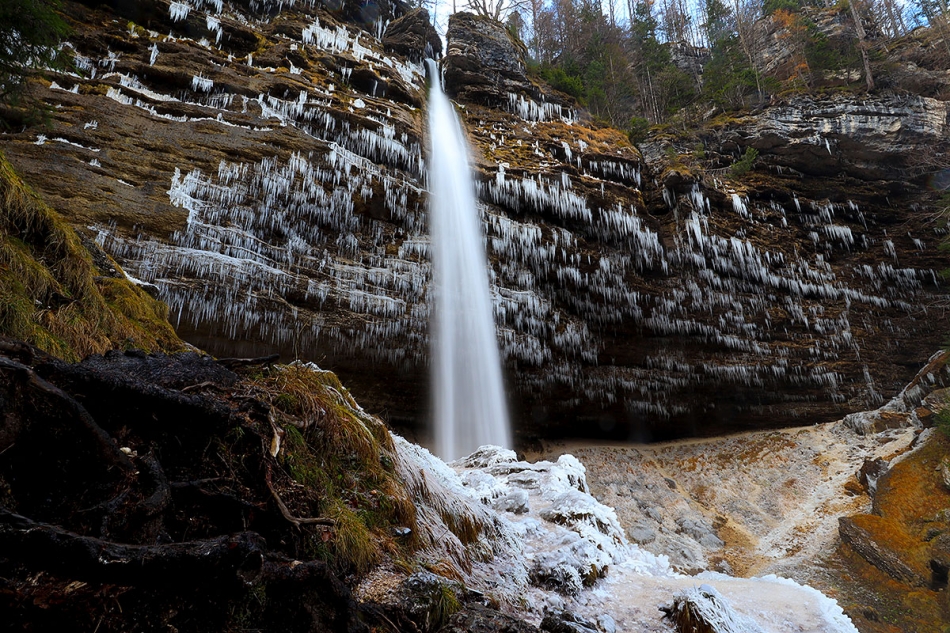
(2, 1), (949, 442)
(733, 93), (949, 180)
(382, 8), (442, 62)
(447, 17), (949, 440)
(443, 12), (565, 110)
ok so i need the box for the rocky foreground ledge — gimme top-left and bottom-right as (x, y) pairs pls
(5, 337), (929, 632)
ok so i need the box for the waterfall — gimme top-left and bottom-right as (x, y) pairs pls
(425, 59), (512, 462)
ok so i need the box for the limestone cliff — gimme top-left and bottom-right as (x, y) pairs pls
(1, 2), (947, 441)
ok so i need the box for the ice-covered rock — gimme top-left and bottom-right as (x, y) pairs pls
(396, 442), (860, 632)
(661, 584), (766, 633)
(448, 446), (628, 599)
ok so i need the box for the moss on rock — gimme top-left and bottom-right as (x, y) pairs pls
(0, 150), (183, 360)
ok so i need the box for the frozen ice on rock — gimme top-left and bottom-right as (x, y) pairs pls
(661, 583), (766, 633)
(169, 1), (190, 21)
(449, 446), (629, 601)
(451, 444), (519, 469)
(392, 443), (862, 632)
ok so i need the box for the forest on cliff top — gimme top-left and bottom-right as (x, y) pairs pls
(435, 0), (950, 136)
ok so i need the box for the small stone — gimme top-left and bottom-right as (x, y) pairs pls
(440, 605), (541, 633)
(626, 522), (657, 545)
(939, 460), (950, 491)
(675, 516), (724, 549)
(858, 457), (888, 493)
(539, 610), (600, 633)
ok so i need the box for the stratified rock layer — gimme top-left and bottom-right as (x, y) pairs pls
(382, 8), (441, 62)
(1, 2), (948, 441)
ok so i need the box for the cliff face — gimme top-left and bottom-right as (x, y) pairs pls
(443, 14), (950, 439)
(2, 3), (948, 441)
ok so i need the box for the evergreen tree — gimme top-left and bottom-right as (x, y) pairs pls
(0, 0), (70, 107)
(699, 0), (765, 108)
(629, 1), (693, 122)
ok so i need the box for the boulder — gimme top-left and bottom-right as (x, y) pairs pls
(539, 610), (601, 633)
(626, 522), (657, 545)
(675, 516), (725, 550)
(838, 517), (925, 586)
(383, 8), (442, 62)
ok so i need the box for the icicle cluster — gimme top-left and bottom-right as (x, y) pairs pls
(69, 0), (940, 423)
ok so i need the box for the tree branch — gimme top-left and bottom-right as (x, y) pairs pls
(264, 468), (336, 528)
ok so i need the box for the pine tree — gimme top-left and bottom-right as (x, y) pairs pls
(0, 0), (70, 108)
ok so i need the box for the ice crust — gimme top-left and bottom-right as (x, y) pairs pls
(393, 441), (860, 632)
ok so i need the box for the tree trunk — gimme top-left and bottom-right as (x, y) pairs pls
(849, 0), (876, 91)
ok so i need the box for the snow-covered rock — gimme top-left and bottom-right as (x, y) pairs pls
(393, 440), (860, 632)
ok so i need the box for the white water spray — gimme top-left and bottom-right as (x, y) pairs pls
(425, 59), (512, 461)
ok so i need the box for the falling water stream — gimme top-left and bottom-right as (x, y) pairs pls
(425, 59), (512, 461)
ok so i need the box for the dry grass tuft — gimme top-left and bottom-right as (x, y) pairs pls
(251, 364), (418, 574)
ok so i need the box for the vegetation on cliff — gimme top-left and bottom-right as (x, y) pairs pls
(0, 0), (70, 118)
(0, 150), (183, 359)
(481, 0), (950, 134)
(0, 154), (184, 360)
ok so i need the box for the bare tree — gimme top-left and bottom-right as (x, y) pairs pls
(848, 0), (876, 91)
(527, 0), (546, 59)
(876, 0), (909, 37)
(660, 0), (691, 42)
(731, 0), (765, 101)
(464, 0), (532, 22)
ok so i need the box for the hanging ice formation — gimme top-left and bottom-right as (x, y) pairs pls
(61, 1), (942, 430)
(425, 59), (513, 461)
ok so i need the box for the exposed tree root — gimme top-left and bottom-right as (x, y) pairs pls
(0, 509), (266, 587)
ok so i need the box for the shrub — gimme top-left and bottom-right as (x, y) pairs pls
(627, 116), (651, 145)
(730, 146), (759, 177)
(540, 66), (584, 99)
